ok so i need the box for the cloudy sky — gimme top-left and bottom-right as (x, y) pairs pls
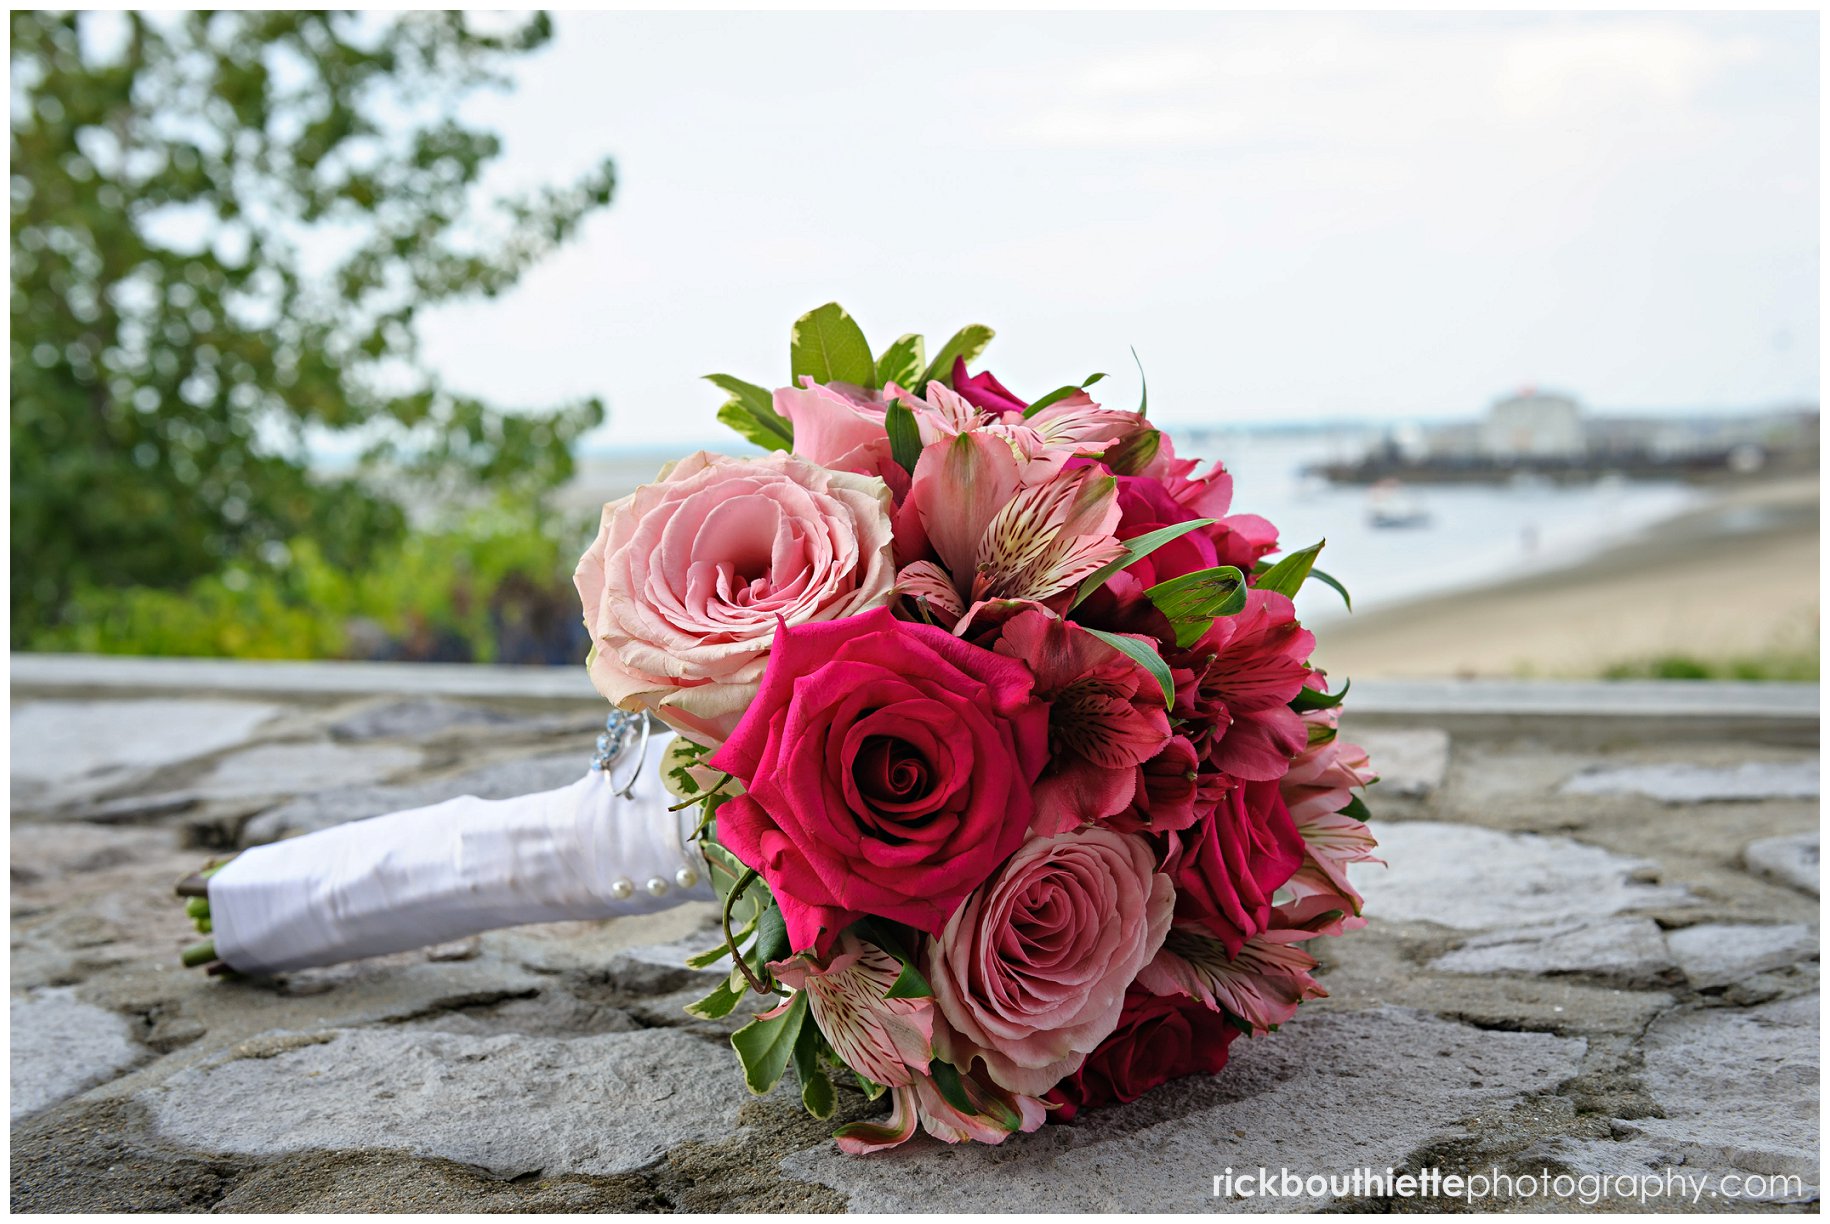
(413, 11), (1819, 449)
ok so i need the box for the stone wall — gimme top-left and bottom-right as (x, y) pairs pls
(9, 660), (1819, 1212)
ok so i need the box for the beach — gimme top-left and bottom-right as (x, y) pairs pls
(1311, 476), (1820, 680)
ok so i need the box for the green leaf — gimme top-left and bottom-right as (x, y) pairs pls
(883, 399), (922, 475)
(1023, 371), (1107, 418)
(684, 977), (744, 1020)
(1083, 627), (1174, 706)
(752, 902), (790, 967)
(1131, 346), (1148, 418)
(1071, 518), (1216, 608)
(853, 1071), (887, 1101)
(1254, 539), (1325, 600)
(1310, 566), (1353, 611)
(1339, 793), (1372, 822)
(875, 333), (926, 390)
(1290, 678), (1350, 712)
(790, 302), (875, 388)
(928, 1060), (975, 1115)
(730, 990), (808, 1096)
(1145, 565), (1247, 648)
(707, 374), (792, 451)
(792, 1019), (837, 1119)
(916, 324), (995, 390)
(1307, 720), (1337, 747)
(884, 958), (933, 1000)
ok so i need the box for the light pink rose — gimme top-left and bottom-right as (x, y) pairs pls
(929, 827), (1174, 1096)
(573, 451), (895, 745)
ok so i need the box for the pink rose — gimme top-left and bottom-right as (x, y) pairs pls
(1164, 776), (1304, 957)
(930, 827), (1174, 1096)
(573, 451), (895, 746)
(773, 381), (907, 498)
(710, 607), (1050, 955)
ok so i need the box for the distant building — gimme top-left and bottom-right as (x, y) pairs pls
(1479, 387), (1587, 460)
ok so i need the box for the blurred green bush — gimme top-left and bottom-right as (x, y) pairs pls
(26, 499), (597, 665)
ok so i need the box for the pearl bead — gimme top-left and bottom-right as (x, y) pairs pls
(644, 876), (670, 898)
(674, 866), (699, 890)
(608, 877), (634, 900)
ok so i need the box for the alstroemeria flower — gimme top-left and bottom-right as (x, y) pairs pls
(833, 1068), (1048, 1154)
(992, 609), (1171, 834)
(897, 432), (1124, 629)
(771, 932), (934, 1089)
(1179, 589), (1315, 780)
(1136, 926), (1328, 1037)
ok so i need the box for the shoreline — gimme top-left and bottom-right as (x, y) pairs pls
(1310, 476), (1820, 680)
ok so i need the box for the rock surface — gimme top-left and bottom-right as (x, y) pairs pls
(1746, 832), (1820, 896)
(1563, 760), (1819, 803)
(8, 675), (1820, 1213)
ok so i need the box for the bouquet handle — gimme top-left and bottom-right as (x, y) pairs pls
(192, 727), (713, 975)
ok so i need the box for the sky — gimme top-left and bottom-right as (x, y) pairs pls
(410, 11), (1820, 450)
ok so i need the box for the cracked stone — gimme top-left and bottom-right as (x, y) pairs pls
(1562, 760), (1818, 803)
(11, 699), (282, 808)
(783, 1006), (1585, 1212)
(241, 752), (585, 845)
(1665, 923), (1817, 990)
(11, 987), (144, 1120)
(1354, 823), (1691, 931)
(1352, 727), (1449, 799)
(1431, 917), (1678, 988)
(145, 1026), (741, 1177)
(1745, 832), (1820, 897)
(326, 698), (525, 742)
(190, 742), (423, 803)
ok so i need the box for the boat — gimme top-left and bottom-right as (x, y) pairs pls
(1366, 480), (1431, 529)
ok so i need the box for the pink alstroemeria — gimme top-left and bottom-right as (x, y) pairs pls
(771, 932), (935, 1090)
(834, 1068), (1048, 1154)
(898, 431), (1125, 629)
(1181, 590), (1316, 780)
(1135, 926), (1328, 1037)
(992, 609), (1171, 834)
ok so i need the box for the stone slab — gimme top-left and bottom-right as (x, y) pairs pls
(1745, 833), (1820, 896)
(189, 743), (422, 802)
(1665, 923), (1817, 991)
(1352, 727), (1449, 799)
(10, 698), (281, 807)
(783, 1006), (1585, 1212)
(145, 1026), (741, 1178)
(241, 752), (586, 845)
(325, 698), (525, 742)
(1431, 917), (1677, 988)
(1629, 993), (1819, 1189)
(1354, 822), (1691, 931)
(1562, 761), (1818, 803)
(11, 987), (144, 1120)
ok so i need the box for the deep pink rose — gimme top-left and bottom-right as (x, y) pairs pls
(991, 609), (1171, 834)
(710, 607), (1049, 955)
(930, 827), (1174, 1096)
(1165, 776), (1304, 957)
(1044, 986), (1239, 1121)
(950, 357), (1028, 415)
(574, 451), (895, 746)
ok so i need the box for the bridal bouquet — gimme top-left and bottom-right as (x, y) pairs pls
(179, 304), (1378, 1155)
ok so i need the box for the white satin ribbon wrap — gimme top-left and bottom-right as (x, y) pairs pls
(209, 737), (714, 974)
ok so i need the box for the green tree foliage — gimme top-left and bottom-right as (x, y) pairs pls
(10, 11), (613, 642)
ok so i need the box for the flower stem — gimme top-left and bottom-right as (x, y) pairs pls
(181, 940), (218, 968)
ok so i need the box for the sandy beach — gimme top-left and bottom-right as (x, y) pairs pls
(1312, 476), (1820, 680)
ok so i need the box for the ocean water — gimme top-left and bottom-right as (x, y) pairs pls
(1183, 431), (1703, 626)
(564, 432), (1705, 629)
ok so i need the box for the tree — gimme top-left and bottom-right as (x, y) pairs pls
(10, 11), (613, 641)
